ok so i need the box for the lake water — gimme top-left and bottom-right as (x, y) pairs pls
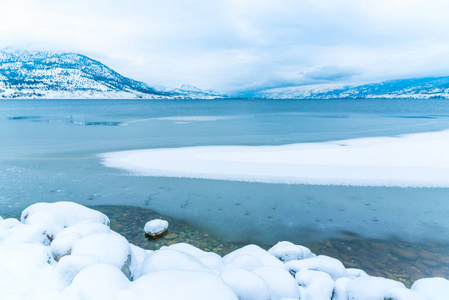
(2, 99), (449, 284)
(1, 99), (449, 243)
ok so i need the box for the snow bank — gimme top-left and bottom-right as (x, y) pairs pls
(100, 130), (449, 187)
(0, 201), (448, 300)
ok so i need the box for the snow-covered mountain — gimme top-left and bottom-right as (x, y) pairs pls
(258, 77), (449, 99)
(3, 48), (449, 100)
(0, 48), (224, 99)
(158, 84), (224, 99)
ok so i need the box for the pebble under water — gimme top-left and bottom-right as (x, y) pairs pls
(92, 205), (449, 288)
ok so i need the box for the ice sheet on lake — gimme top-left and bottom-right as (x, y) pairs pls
(100, 130), (449, 188)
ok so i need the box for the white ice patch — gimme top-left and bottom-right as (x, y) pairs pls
(100, 130), (449, 187)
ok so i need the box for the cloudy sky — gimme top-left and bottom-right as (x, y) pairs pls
(1, 0), (449, 95)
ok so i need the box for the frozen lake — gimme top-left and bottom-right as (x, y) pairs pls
(1, 99), (449, 245)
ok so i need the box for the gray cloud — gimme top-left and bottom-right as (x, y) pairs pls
(303, 66), (360, 81)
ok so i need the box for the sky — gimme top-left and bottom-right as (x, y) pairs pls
(1, 0), (449, 95)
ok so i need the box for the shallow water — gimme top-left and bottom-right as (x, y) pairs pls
(1, 99), (449, 277)
(92, 205), (449, 287)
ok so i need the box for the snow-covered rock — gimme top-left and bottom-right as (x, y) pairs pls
(21, 202), (110, 238)
(50, 221), (111, 261)
(132, 270), (238, 300)
(1, 201), (449, 300)
(346, 276), (406, 300)
(220, 268), (270, 300)
(384, 287), (429, 300)
(346, 268), (369, 278)
(1, 222), (51, 245)
(144, 219), (169, 237)
(56, 254), (101, 286)
(71, 233), (133, 280)
(0, 244), (60, 299)
(140, 249), (208, 275)
(253, 267), (301, 300)
(51, 232), (82, 261)
(222, 253), (264, 271)
(411, 277), (449, 300)
(268, 241), (315, 262)
(63, 263), (130, 300)
(332, 277), (352, 300)
(295, 269), (334, 300)
(164, 243), (223, 272)
(285, 255), (347, 280)
(223, 245), (285, 269)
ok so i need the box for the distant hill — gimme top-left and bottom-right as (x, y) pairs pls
(0, 48), (224, 99)
(258, 77), (449, 99)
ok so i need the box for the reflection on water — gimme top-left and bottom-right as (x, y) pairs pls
(6, 114), (123, 126)
(7, 116), (41, 120)
(93, 205), (449, 288)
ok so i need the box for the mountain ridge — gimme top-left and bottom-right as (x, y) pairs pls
(0, 49), (224, 99)
(257, 76), (449, 99)
(2, 48), (449, 99)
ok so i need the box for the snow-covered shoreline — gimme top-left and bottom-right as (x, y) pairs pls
(100, 130), (449, 188)
(0, 201), (447, 300)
